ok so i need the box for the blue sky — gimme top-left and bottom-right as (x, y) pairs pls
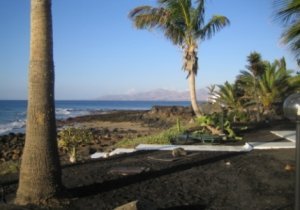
(0, 0), (298, 100)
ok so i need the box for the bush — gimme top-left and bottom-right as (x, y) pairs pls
(0, 160), (20, 176)
(58, 128), (93, 163)
(195, 113), (241, 139)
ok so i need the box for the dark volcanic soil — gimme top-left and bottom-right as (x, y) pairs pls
(0, 108), (296, 210)
(2, 149), (295, 210)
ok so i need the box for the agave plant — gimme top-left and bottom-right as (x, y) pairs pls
(58, 128), (93, 163)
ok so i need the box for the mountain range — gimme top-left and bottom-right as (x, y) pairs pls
(98, 88), (208, 101)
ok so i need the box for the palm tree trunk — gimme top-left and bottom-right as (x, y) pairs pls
(15, 0), (62, 205)
(253, 79), (261, 122)
(188, 71), (202, 117)
(183, 44), (202, 117)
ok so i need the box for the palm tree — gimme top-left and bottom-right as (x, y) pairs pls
(246, 51), (265, 77)
(257, 58), (291, 116)
(216, 82), (244, 122)
(275, 0), (300, 58)
(288, 74), (300, 92)
(129, 0), (230, 116)
(15, 0), (62, 205)
(237, 52), (265, 122)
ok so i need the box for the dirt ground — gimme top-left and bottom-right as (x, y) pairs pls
(0, 109), (297, 210)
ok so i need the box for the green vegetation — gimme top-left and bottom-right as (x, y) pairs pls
(275, 0), (300, 58)
(58, 128), (93, 163)
(111, 53), (299, 148)
(115, 126), (184, 148)
(176, 117), (182, 132)
(208, 53), (300, 123)
(195, 113), (239, 139)
(0, 161), (20, 176)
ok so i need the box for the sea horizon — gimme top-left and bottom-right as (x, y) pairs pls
(0, 100), (194, 135)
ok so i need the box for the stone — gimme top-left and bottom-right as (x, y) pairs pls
(172, 147), (187, 158)
(114, 200), (156, 210)
(284, 164), (295, 172)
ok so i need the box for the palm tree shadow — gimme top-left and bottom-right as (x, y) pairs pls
(160, 204), (206, 210)
(66, 152), (244, 199)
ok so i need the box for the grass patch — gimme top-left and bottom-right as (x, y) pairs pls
(0, 160), (20, 176)
(115, 126), (182, 148)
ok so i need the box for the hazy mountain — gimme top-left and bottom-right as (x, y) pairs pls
(98, 88), (208, 101)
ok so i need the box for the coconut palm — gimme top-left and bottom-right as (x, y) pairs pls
(15, 0), (62, 205)
(129, 0), (230, 116)
(275, 0), (300, 58)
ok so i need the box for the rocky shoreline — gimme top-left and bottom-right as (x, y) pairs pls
(0, 106), (194, 164)
(0, 133), (24, 162)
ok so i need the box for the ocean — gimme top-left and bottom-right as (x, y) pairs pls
(0, 100), (190, 135)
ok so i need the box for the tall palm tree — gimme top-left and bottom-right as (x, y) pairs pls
(129, 0), (230, 116)
(275, 0), (300, 58)
(15, 0), (62, 205)
(246, 51), (265, 77)
(237, 52), (265, 122)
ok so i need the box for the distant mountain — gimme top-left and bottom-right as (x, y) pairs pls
(98, 88), (208, 101)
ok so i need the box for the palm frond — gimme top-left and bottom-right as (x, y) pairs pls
(178, 0), (191, 27)
(245, 52), (266, 77)
(195, 0), (205, 28)
(198, 15), (230, 40)
(288, 74), (300, 91)
(129, 6), (168, 30)
(275, 0), (300, 24)
(282, 21), (300, 56)
(164, 21), (185, 45)
(217, 82), (242, 110)
(275, 0), (300, 58)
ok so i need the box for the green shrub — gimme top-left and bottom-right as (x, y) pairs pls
(58, 127), (93, 163)
(0, 161), (20, 176)
(195, 113), (241, 139)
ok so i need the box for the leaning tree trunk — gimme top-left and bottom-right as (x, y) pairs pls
(15, 0), (62, 205)
(188, 71), (202, 117)
(183, 43), (202, 117)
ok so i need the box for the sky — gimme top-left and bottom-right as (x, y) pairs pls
(0, 0), (298, 100)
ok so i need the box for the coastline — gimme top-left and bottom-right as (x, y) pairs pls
(0, 100), (192, 135)
(0, 106), (194, 164)
(0, 107), (296, 209)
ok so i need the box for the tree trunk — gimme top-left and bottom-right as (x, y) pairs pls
(188, 71), (202, 117)
(183, 43), (202, 117)
(253, 79), (261, 122)
(15, 0), (62, 205)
